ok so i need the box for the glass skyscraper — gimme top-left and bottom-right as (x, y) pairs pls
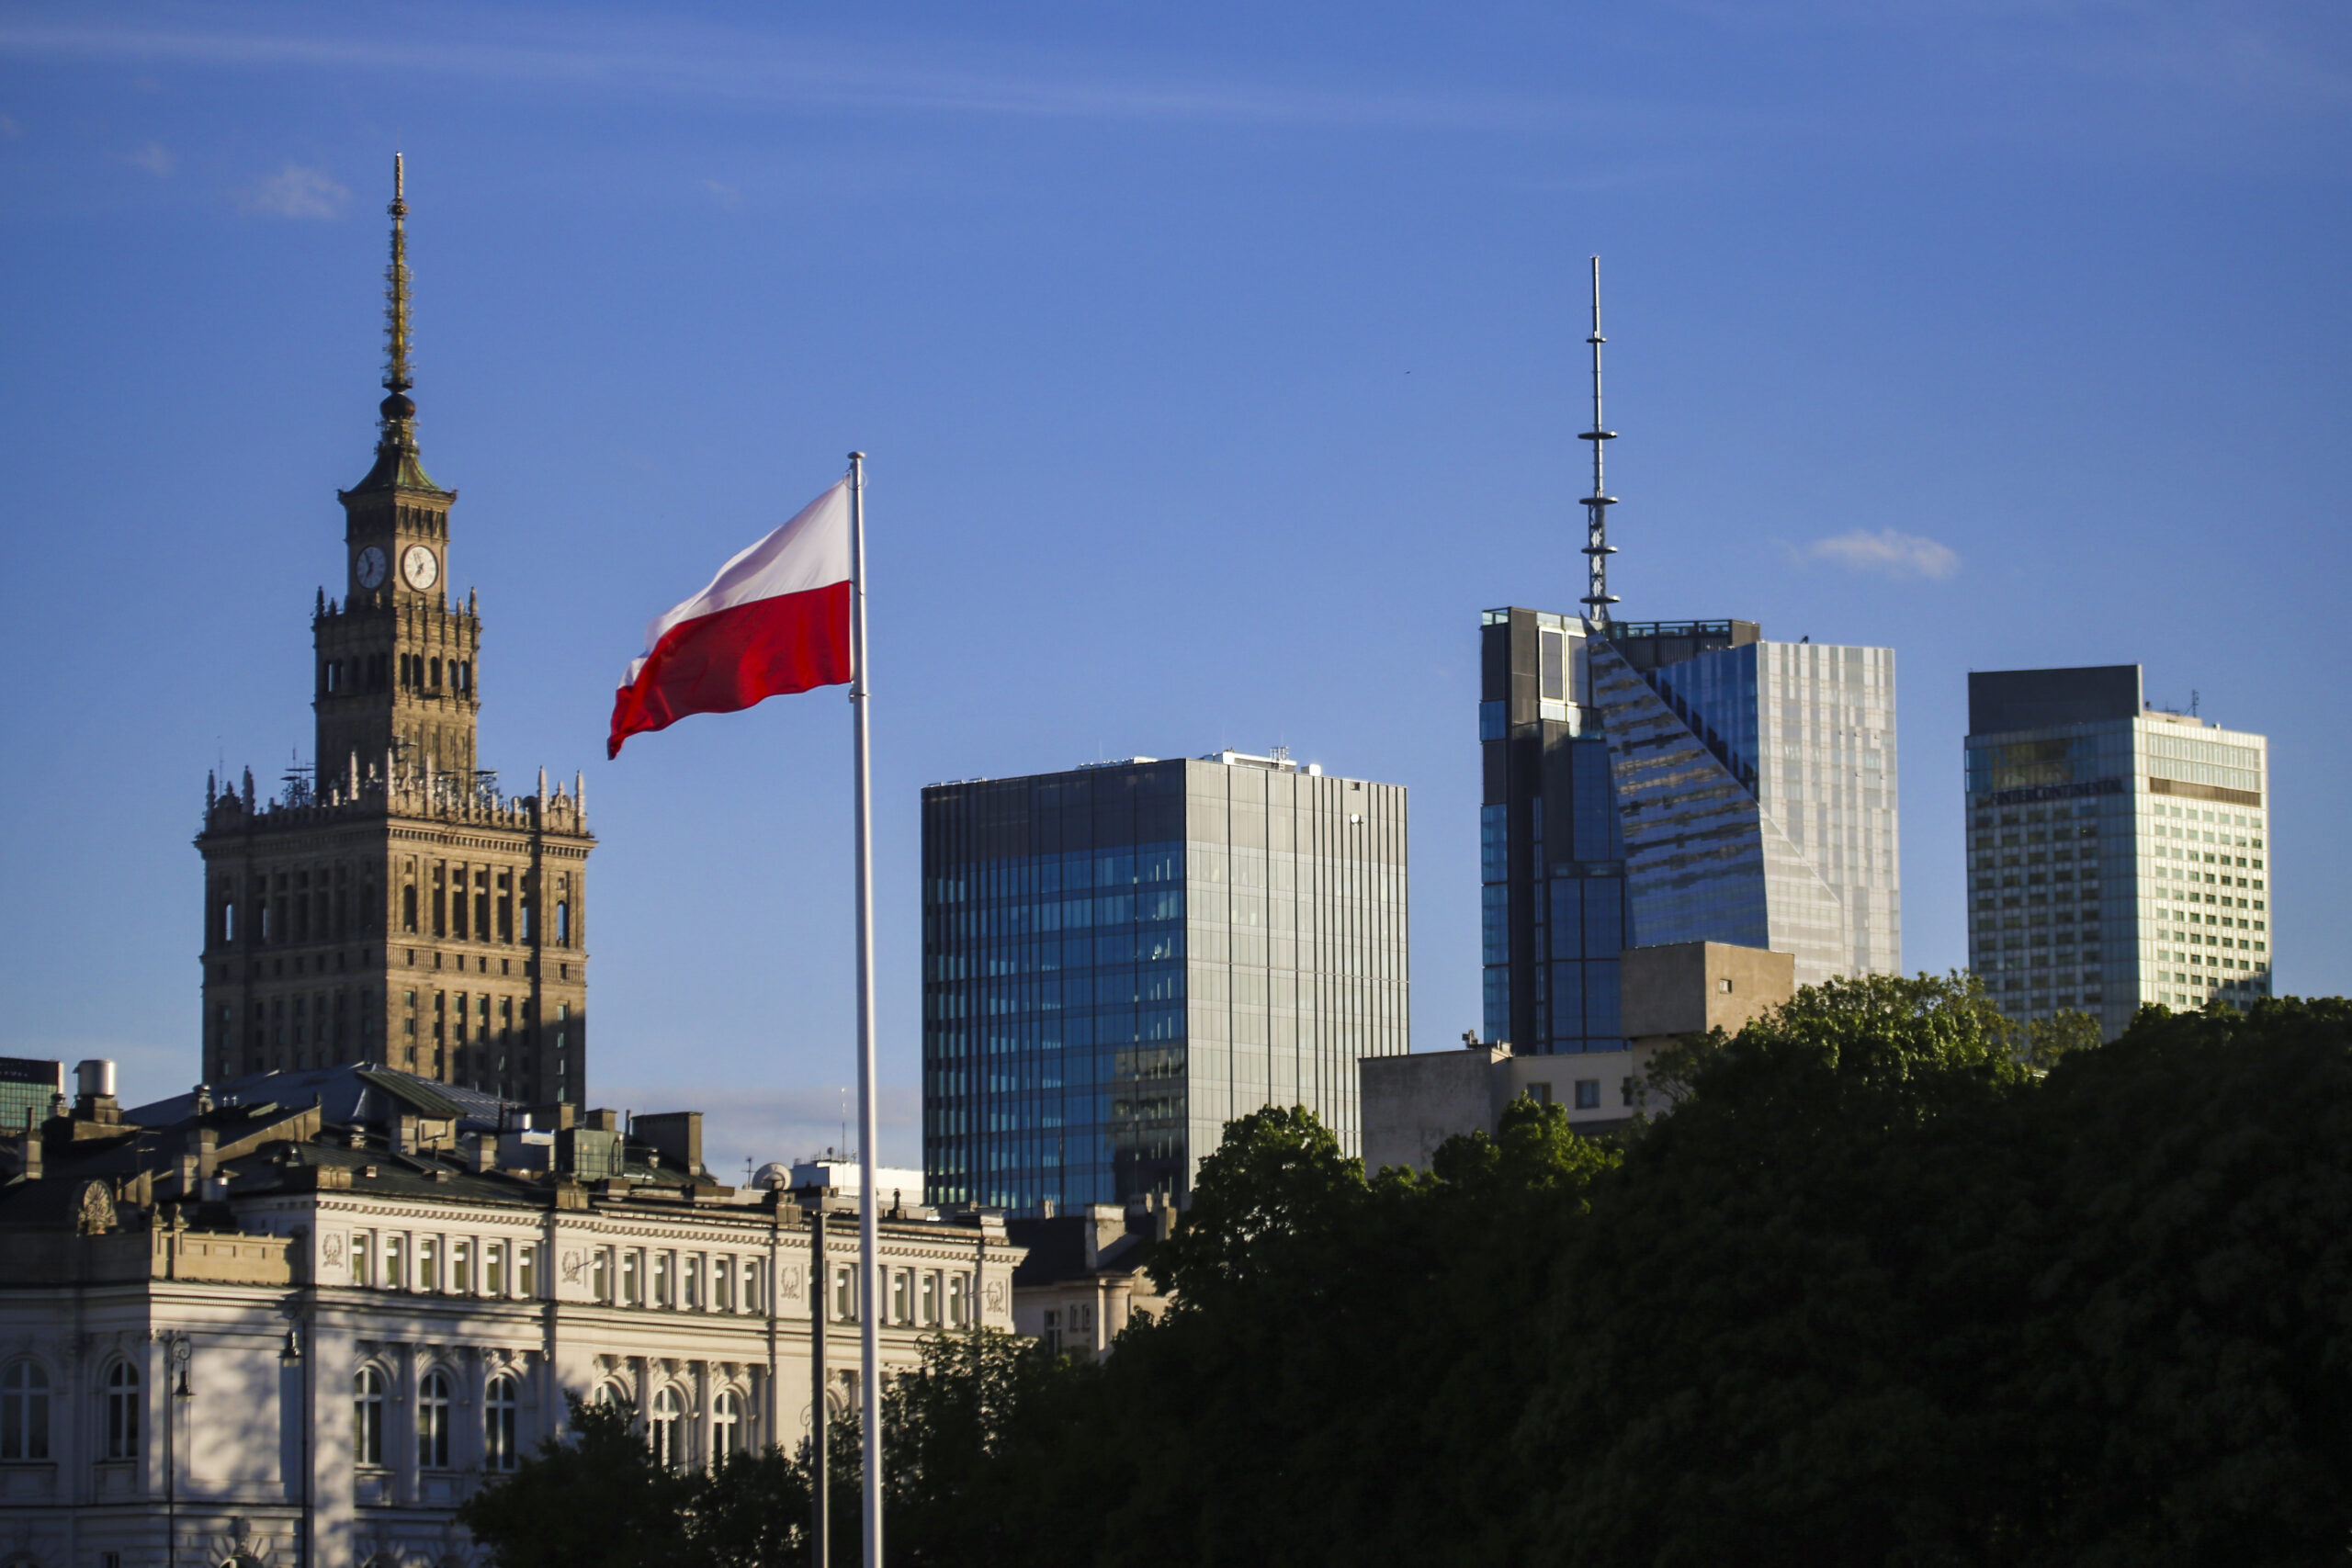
(1480, 609), (1901, 1054)
(1964, 665), (2272, 1036)
(922, 751), (1408, 1214)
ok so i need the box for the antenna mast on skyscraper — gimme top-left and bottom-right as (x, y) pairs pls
(1578, 255), (1619, 627)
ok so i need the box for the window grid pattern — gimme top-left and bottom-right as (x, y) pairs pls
(923, 758), (1408, 1213)
(1964, 713), (2270, 1035)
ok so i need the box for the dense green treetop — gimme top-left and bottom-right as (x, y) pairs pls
(461, 985), (2352, 1567)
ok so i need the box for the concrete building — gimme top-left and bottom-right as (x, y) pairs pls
(1006, 1201), (1172, 1361)
(1479, 611), (1899, 1063)
(194, 158), (594, 1105)
(1964, 665), (2272, 1034)
(922, 750), (1408, 1215)
(1363, 941), (1793, 1171)
(0, 1062), (1021, 1568)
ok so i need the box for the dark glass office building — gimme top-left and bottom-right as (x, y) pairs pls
(922, 752), (1408, 1214)
(1480, 608), (1901, 1055)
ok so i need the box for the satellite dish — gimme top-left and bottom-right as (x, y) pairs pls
(753, 1163), (792, 1190)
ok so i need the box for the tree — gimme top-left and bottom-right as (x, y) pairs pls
(879, 1328), (1096, 1564)
(457, 1396), (696, 1568)
(467, 988), (2352, 1566)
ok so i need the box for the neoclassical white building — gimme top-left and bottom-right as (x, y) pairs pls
(0, 1065), (1021, 1568)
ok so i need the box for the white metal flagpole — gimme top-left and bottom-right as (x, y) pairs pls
(846, 450), (885, 1568)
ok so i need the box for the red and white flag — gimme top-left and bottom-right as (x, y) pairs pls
(607, 479), (854, 757)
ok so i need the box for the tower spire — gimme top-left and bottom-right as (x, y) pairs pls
(385, 152), (413, 397)
(349, 152), (440, 493)
(1577, 255), (1619, 627)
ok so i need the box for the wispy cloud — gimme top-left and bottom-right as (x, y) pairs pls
(238, 162), (346, 219)
(1803, 527), (1961, 579)
(0, 114), (19, 139)
(0, 18), (1608, 136)
(698, 177), (741, 208)
(121, 140), (173, 176)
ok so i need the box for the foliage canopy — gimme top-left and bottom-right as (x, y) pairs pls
(462, 982), (2352, 1566)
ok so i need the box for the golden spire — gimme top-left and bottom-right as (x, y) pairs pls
(384, 152), (413, 395)
(347, 152), (443, 494)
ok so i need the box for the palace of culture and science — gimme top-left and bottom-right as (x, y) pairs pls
(194, 158), (594, 1105)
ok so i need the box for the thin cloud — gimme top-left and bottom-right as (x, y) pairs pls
(0, 18), (1611, 136)
(699, 177), (741, 207)
(239, 162), (347, 219)
(122, 140), (174, 176)
(1804, 527), (1961, 580)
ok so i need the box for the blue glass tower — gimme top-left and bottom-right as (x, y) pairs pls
(1479, 611), (1901, 1054)
(923, 752), (1408, 1214)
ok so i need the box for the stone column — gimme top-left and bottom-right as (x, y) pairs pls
(311, 1314), (357, 1568)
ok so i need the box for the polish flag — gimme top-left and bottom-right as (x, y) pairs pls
(607, 479), (854, 757)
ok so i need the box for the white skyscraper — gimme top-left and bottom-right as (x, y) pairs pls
(1965, 666), (2272, 1037)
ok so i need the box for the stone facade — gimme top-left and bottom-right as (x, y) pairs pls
(193, 163), (594, 1106)
(1006, 1202), (1171, 1361)
(0, 1066), (1022, 1568)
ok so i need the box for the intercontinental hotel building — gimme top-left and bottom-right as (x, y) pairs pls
(1965, 665), (2272, 1037)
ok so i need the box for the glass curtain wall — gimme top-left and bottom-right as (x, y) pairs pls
(924, 756), (1407, 1214)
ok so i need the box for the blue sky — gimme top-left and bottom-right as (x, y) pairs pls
(3, 2), (2346, 1179)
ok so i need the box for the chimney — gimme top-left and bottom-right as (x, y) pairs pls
(1082, 1204), (1125, 1271)
(389, 1114), (419, 1157)
(465, 1133), (498, 1174)
(2, 1132), (39, 1181)
(635, 1111), (703, 1177)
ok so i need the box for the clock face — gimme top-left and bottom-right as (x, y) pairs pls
(401, 544), (440, 591)
(355, 546), (388, 590)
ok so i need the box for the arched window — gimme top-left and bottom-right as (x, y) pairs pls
(418, 1371), (451, 1469)
(0, 1360), (50, 1460)
(353, 1367), (385, 1467)
(103, 1359), (140, 1460)
(649, 1387), (683, 1470)
(710, 1389), (743, 1461)
(484, 1375), (519, 1472)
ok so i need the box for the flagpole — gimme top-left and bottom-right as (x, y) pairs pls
(846, 450), (884, 1568)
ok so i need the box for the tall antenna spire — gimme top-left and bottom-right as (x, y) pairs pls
(1577, 255), (1619, 627)
(384, 152), (413, 396)
(350, 152), (439, 492)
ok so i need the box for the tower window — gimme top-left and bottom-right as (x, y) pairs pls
(401, 886), (418, 933)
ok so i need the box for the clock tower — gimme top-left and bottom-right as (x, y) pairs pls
(196, 156), (594, 1104)
(316, 155), (478, 782)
